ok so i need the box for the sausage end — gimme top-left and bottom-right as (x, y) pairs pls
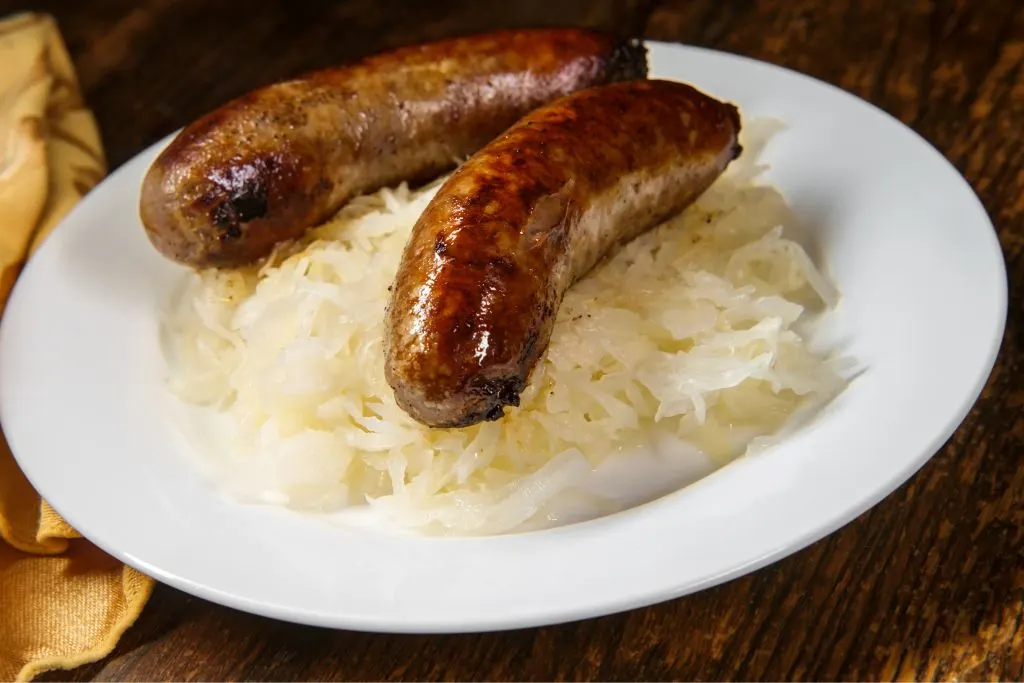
(606, 37), (649, 83)
(386, 364), (526, 429)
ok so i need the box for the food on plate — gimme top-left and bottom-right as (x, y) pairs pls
(161, 119), (849, 536)
(139, 28), (648, 269)
(384, 79), (742, 428)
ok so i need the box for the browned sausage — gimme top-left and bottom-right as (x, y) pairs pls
(139, 28), (648, 269)
(383, 79), (742, 428)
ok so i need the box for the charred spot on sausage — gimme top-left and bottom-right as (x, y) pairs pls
(212, 202), (234, 227)
(470, 375), (524, 422)
(605, 37), (649, 83)
(229, 190), (268, 223)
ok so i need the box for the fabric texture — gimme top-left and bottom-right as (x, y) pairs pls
(0, 12), (154, 682)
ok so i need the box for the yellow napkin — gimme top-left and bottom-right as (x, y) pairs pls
(0, 12), (155, 682)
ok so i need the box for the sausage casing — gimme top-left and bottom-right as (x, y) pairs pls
(384, 79), (742, 428)
(140, 28), (647, 268)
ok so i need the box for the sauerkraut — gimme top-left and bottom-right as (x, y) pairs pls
(161, 122), (849, 535)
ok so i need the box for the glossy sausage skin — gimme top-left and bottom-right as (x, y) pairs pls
(384, 79), (742, 428)
(140, 28), (648, 269)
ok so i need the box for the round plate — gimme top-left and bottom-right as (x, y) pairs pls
(0, 43), (1006, 631)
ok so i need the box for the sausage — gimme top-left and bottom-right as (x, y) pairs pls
(383, 79), (742, 428)
(139, 28), (648, 269)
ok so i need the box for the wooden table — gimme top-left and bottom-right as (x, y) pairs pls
(10, 0), (1020, 679)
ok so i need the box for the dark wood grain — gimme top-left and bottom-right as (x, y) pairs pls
(3, 0), (1020, 679)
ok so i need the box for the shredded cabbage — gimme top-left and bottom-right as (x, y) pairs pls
(161, 121), (849, 535)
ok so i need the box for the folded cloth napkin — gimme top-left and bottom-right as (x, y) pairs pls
(0, 12), (154, 682)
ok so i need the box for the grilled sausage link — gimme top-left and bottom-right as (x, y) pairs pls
(140, 28), (647, 269)
(384, 79), (742, 428)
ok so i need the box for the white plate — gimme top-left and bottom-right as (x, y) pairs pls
(0, 43), (1006, 631)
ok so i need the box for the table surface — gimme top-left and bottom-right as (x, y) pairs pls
(5, 0), (1021, 680)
